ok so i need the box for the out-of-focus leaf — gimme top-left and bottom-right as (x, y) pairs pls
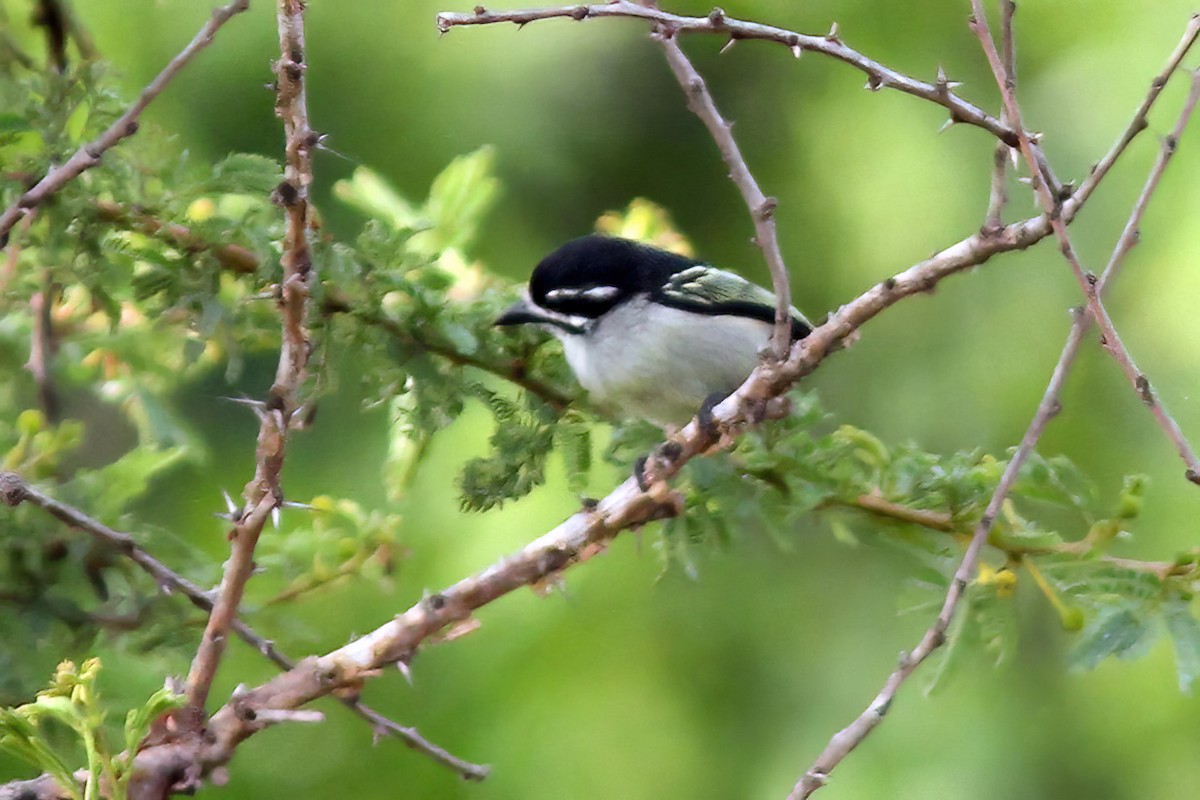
(334, 166), (421, 230)
(1163, 597), (1200, 694)
(1070, 605), (1154, 672)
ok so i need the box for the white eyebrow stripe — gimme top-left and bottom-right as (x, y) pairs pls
(545, 285), (621, 303)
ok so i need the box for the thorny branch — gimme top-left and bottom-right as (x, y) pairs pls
(184, 0), (319, 713)
(3, 153), (1133, 794)
(972, 4), (1200, 486)
(983, 0), (1015, 231)
(789, 11), (1200, 798)
(0, 0), (251, 242)
(0, 472), (489, 780)
(651, 28), (793, 356)
(436, 2), (1020, 144)
(3, 2), (1198, 798)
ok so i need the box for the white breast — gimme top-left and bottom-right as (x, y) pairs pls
(556, 297), (771, 426)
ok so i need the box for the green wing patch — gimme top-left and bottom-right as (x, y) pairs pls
(660, 266), (811, 326)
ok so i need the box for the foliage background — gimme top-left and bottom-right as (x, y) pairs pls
(3, 0), (1200, 798)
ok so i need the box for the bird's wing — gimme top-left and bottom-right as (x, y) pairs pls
(657, 266), (812, 336)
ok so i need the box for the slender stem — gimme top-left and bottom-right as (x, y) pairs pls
(436, 2), (1020, 145)
(652, 30), (793, 356)
(972, 4), (1200, 486)
(93, 200), (259, 274)
(983, 0), (1016, 232)
(787, 10), (1200, 796)
(1069, 14), (1200, 211)
(185, 0), (319, 712)
(0, 0), (251, 242)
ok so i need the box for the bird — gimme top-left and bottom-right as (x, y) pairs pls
(495, 235), (812, 427)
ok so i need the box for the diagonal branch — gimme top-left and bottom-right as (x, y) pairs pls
(0, 138), (1137, 791)
(1069, 14), (1200, 211)
(651, 29), (792, 355)
(184, 0), (319, 713)
(0, 471), (489, 780)
(972, 3), (1200, 486)
(790, 14), (1200, 797)
(0, 0), (251, 242)
(436, 2), (1021, 145)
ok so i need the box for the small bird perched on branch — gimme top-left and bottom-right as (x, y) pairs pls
(496, 235), (811, 426)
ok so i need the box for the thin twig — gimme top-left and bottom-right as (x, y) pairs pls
(32, 0), (68, 71)
(1099, 70), (1200, 291)
(651, 29), (793, 356)
(436, 2), (1021, 145)
(93, 200), (259, 274)
(1070, 14), (1200, 211)
(0, 0), (251, 242)
(184, 0), (317, 713)
(0, 147), (1132, 794)
(0, 471), (489, 781)
(983, 0), (1015, 231)
(789, 303), (1087, 799)
(789, 16), (1200, 797)
(972, 3), (1200, 486)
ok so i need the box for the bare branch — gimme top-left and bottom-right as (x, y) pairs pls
(0, 471), (489, 781)
(651, 30), (792, 355)
(972, 4), (1200, 486)
(1071, 14), (1200, 210)
(0, 132), (1136, 790)
(0, 0), (251, 242)
(184, 0), (318, 714)
(790, 302), (1087, 799)
(790, 17), (1200, 798)
(436, 2), (1020, 146)
(983, 0), (1016, 231)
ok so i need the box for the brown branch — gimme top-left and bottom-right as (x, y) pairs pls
(0, 136), (1136, 792)
(972, 4), (1200, 487)
(32, 0), (68, 71)
(0, 471), (488, 781)
(93, 200), (259, 274)
(1070, 13), (1200, 211)
(0, 0), (251, 243)
(436, 2), (1021, 146)
(789, 14), (1200, 797)
(790, 302), (1088, 798)
(983, 0), (1015, 231)
(184, 0), (317, 713)
(651, 28), (792, 356)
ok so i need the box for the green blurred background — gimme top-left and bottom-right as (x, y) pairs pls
(6, 0), (1200, 797)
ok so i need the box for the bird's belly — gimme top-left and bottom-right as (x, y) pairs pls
(561, 304), (771, 426)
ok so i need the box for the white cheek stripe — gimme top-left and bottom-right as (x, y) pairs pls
(545, 285), (621, 303)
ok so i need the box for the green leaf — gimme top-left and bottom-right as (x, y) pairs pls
(334, 166), (421, 230)
(1164, 597), (1200, 694)
(1070, 605), (1153, 672)
(0, 112), (31, 134)
(414, 145), (499, 255)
